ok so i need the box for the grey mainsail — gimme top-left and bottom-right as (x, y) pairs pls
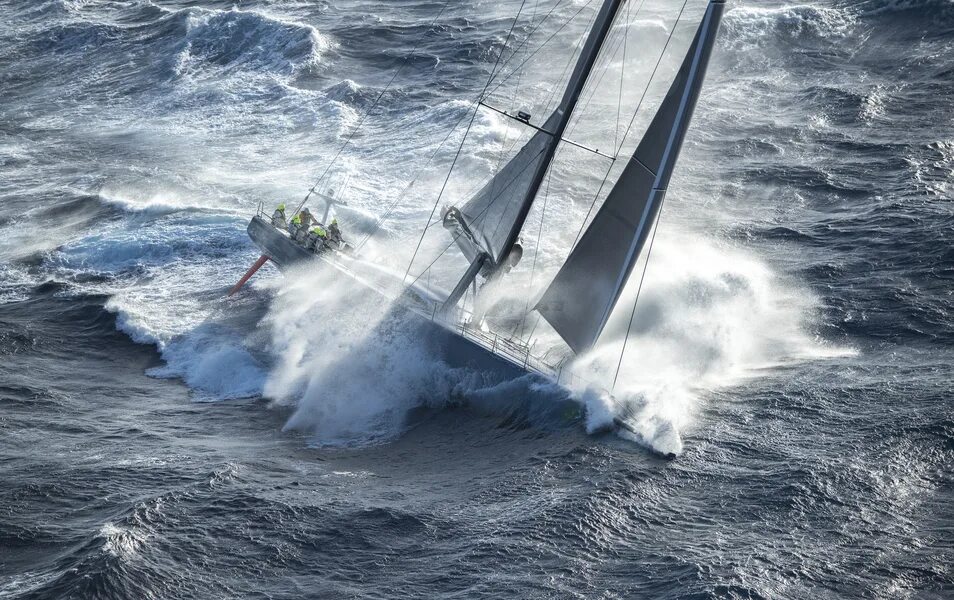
(446, 0), (627, 272)
(536, 0), (725, 354)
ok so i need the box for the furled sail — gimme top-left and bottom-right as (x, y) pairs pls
(445, 0), (626, 270)
(536, 0), (725, 354)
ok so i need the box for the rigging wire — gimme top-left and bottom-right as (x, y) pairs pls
(562, 7), (628, 142)
(530, 0), (689, 346)
(355, 1), (545, 253)
(614, 0), (634, 152)
(407, 231), (468, 289)
(612, 216), (659, 390)
(484, 1), (534, 232)
(569, 0), (690, 251)
(404, 0), (531, 282)
(352, 1), (577, 255)
(454, 2), (598, 269)
(292, 1), (453, 217)
(402, 0), (600, 281)
(352, 108), (473, 252)
(537, 5), (599, 121)
(485, 0), (597, 100)
(406, 138), (550, 285)
(358, 0), (590, 269)
(614, 0), (692, 156)
(482, 1), (593, 256)
(484, 0), (569, 91)
(521, 1), (649, 343)
(611, 0), (693, 391)
(506, 10), (623, 343)
(513, 165), (553, 338)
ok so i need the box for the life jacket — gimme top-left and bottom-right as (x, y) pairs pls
(291, 214), (302, 226)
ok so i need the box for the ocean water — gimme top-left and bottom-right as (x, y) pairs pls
(1, 0), (952, 598)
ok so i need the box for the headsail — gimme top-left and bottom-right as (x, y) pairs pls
(445, 0), (627, 271)
(536, 0), (726, 354)
(446, 111), (559, 268)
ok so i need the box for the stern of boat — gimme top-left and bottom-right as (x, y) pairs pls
(247, 206), (317, 270)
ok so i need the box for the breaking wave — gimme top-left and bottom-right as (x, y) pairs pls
(721, 4), (857, 50)
(169, 7), (331, 79)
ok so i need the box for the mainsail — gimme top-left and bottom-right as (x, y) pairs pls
(445, 0), (627, 273)
(536, 0), (725, 354)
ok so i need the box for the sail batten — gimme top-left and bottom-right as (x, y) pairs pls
(536, 0), (726, 354)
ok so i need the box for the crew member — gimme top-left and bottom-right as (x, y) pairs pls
(299, 208), (316, 229)
(308, 225), (328, 252)
(293, 209), (315, 243)
(271, 203), (287, 228)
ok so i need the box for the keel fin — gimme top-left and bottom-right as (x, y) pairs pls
(228, 255), (270, 296)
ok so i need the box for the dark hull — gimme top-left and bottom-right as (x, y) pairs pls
(246, 216), (656, 452)
(247, 216), (534, 384)
(247, 215), (320, 271)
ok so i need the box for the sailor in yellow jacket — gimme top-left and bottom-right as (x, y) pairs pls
(271, 203), (287, 229)
(307, 224), (328, 252)
(289, 211), (302, 237)
(328, 217), (341, 242)
(292, 208), (316, 243)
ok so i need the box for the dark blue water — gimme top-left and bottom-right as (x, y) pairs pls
(1, 1), (952, 598)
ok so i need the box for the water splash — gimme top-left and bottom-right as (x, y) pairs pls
(264, 264), (458, 446)
(565, 232), (855, 455)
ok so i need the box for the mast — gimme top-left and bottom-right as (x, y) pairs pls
(495, 0), (626, 268)
(536, 0), (725, 353)
(442, 0), (627, 310)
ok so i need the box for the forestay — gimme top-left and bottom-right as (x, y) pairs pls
(536, 0), (726, 354)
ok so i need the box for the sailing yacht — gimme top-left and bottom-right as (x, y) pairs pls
(235, 0), (726, 439)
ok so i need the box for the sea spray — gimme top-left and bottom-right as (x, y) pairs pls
(262, 228), (848, 452)
(263, 263), (459, 445)
(564, 232), (845, 455)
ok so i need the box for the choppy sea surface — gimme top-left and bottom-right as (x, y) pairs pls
(1, 0), (952, 598)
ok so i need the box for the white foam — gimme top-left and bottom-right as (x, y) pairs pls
(99, 523), (148, 560)
(0, 264), (33, 304)
(723, 4), (857, 51)
(559, 231), (855, 455)
(105, 262), (271, 400)
(147, 325), (266, 401)
(96, 184), (244, 216)
(264, 264), (458, 446)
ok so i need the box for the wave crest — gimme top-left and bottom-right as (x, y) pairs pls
(848, 0), (954, 16)
(172, 8), (331, 78)
(722, 5), (857, 50)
